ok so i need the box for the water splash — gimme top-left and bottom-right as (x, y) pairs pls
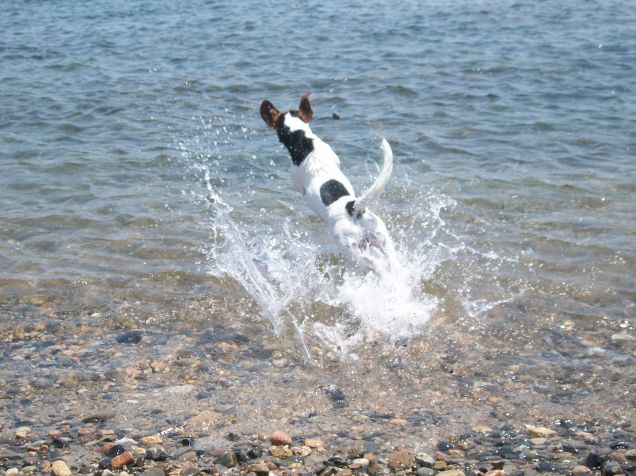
(177, 118), (520, 363)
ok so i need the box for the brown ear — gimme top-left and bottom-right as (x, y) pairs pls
(260, 100), (281, 128)
(298, 92), (313, 123)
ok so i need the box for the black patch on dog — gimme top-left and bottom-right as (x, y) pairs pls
(320, 180), (350, 207)
(277, 122), (314, 166)
(346, 200), (363, 218)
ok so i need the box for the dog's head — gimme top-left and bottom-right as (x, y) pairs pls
(260, 93), (315, 165)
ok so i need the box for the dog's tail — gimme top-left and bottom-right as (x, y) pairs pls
(354, 138), (393, 215)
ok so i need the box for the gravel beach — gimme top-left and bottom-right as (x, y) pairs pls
(1, 301), (634, 476)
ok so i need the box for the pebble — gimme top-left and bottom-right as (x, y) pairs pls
(602, 460), (623, 476)
(146, 445), (169, 461)
(349, 458), (369, 469)
(270, 431), (292, 446)
(526, 425), (556, 437)
(214, 451), (238, 467)
(140, 434), (163, 445)
(305, 438), (325, 448)
(4, 469), (19, 476)
(416, 468), (436, 476)
(51, 460), (72, 476)
(388, 449), (414, 469)
(571, 465), (592, 475)
(111, 450), (134, 469)
(244, 463), (270, 476)
(415, 452), (436, 468)
(270, 445), (294, 459)
(436, 470), (465, 476)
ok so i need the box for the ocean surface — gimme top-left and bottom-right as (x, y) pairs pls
(1, 0), (635, 451)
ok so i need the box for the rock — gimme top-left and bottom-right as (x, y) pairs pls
(305, 438), (325, 448)
(388, 449), (414, 469)
(485, 471), (505, 476)
(146, 446), (169, 461)
(270, 445), (293, 459)
(5, 469), (19, 476)
(292, 446), (312, 457)
(584, 450), (612, 468)
(271, 431), (293, 446)
(563, 440), (587, 454)
(437, 441), (454, 452)
(140, 435), (163, 445)
(526, 425), (556, 437)
(436, 470), (465, 476)
(245, 463), (270, 476)
(214, 451), (238, 468)
(571, 466), (592, 475)
(116, 330), (143, 344)
(602, 460), (623, 476)
(349, 458), (369, 469)
(625, 449), (636, 460)
(140, 469), (166, 476)
(111, 451), (134, 469)
(473, 426), (494, 433)
(183, 410), (224, 433)
(51, 460), (72, 476)
(529, 438), (548, 446)
(82, 412), (115, 423)
(415, 452), (436, 468)
(416, 469), (436, 476)
(610, 441), (630, 450)
(322, 384), (346, 404)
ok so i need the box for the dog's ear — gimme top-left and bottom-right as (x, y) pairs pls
(298, 92), (313, 123)
(260, 100), (281, 128)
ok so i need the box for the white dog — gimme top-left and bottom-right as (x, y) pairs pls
(260, 93), (397, 275)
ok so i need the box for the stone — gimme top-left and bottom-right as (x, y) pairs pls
(436, 470), (465, 476)
(146, 446), (169, 461)
(305, 438), (325, 448)
(416, 469), (436, 476)
(214, 451), (238, 468)
(51, 460), (72, 476)
(116, 330), (143, 344)
(602, 460), (623, 476)
(526, 425), (556, 438)
(183, 410), (224, 433)
(140, 469), (166, 476)
(271, 431), (293, 446)
(271, 445), (293, 458)
(292, 446), (312, 457)
(415, 452), (436, 468)
(485, 471), (505, 476)
(140, 435), (163, 445)
(571, 466), (592, 475)
(388, 449), (414, 469)
(5, 469), (19, 476)
(625, 449), (636, 460)
(584, 450), (612, 468)
(111, 451), (134, 469)
(563, 440), (587, 454)
(529, 438), (548, 446)
(245, 463), (269, 476)
(349, 458), (369, 469)
(433, 461), (448, 470)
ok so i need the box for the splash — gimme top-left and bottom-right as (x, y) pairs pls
(177, 117), (517, 363)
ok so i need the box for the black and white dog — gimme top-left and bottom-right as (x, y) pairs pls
(260, 93), (397, 275)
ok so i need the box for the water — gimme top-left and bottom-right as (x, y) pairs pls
(1, 0), (635, 447)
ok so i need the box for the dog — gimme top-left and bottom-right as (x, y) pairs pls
(260, 93), (397, 275)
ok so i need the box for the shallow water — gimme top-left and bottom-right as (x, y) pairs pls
(1, 0), (635, 449)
